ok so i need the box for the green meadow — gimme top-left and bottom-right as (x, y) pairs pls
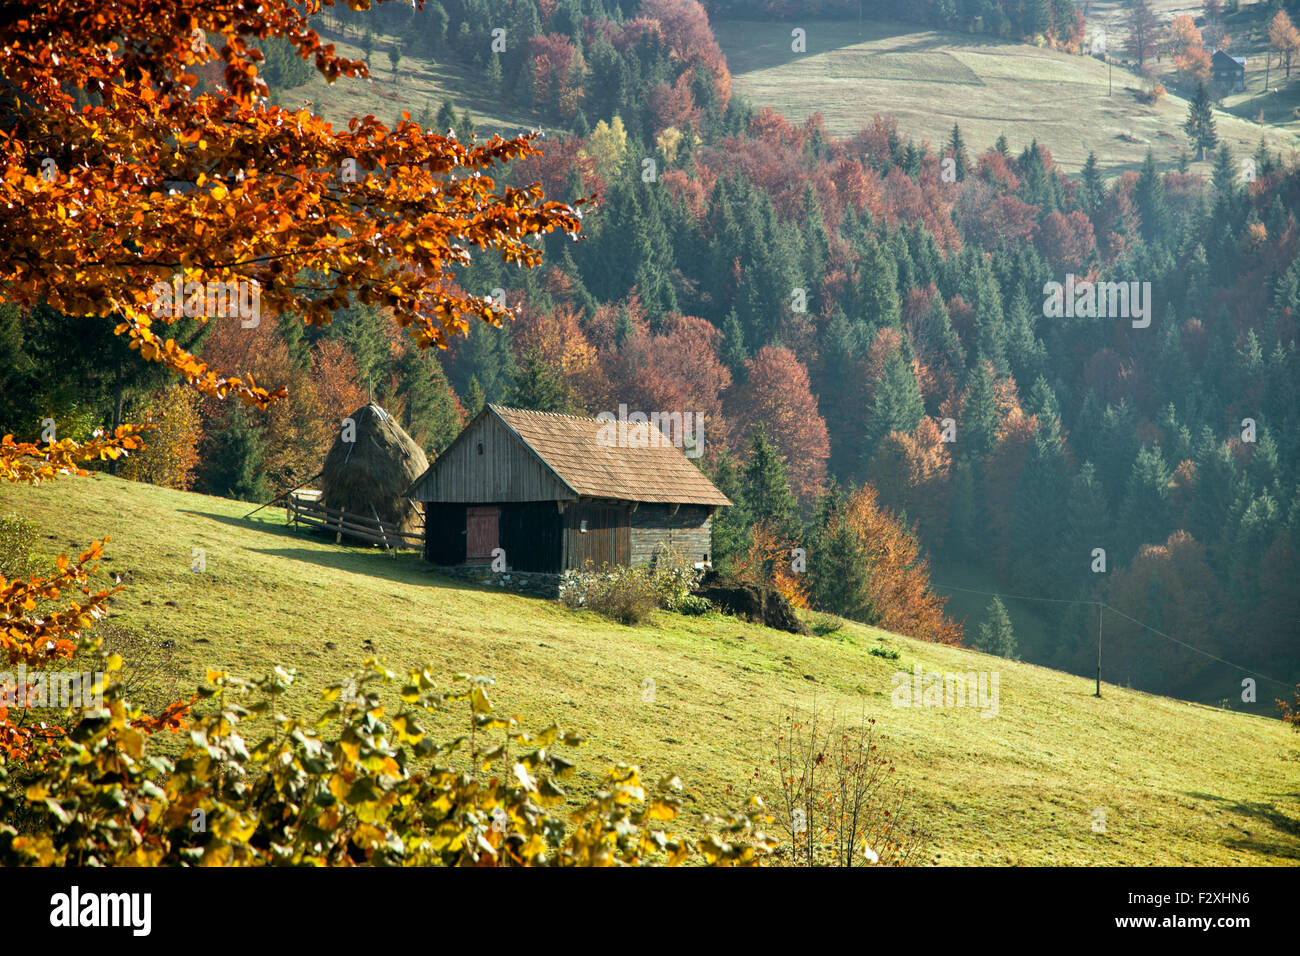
(712, 18), (1299, 176)
(4, 474), (1297, 865)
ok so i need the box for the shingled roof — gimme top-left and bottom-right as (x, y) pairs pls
(488, 405), (730, 506)
(408, 404), (730, 507)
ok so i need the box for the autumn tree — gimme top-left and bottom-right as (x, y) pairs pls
(119, 385), (202, 490)
(1166, 14), (1202, 59)
(1125, 0), (1160, 68)
(0, 0), (583, 440)
(0, 0), (581, 761)
(1270, 11), (1300, 79)
(1175, 46), (1213, 89)
(727, 346), (830, 503)
(841, 484), (962, 645)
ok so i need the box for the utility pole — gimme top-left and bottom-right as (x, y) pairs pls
(1095, 603), (1103, 697)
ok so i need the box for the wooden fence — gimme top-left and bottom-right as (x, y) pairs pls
(286, 491), (424, 551)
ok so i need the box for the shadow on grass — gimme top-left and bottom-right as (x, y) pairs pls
(715, 18), (1027, 73)
(1184, 789), (1300, 861)
(180, 509), (559, 600)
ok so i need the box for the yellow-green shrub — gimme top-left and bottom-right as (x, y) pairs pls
(0, 661), (774, 867)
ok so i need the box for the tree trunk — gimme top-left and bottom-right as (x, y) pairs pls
(110, 357), (124, 475)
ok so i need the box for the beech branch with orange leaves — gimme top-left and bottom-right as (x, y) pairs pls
(0, 0), (580, 761)
(0, 0), (585, 419)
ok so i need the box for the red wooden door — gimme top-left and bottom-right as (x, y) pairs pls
(466, 506), (499, 562)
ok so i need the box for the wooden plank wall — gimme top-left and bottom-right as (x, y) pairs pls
(563, 501), (630, 569)
(410, 413), (570, 503)
(629, 504), (713, 567)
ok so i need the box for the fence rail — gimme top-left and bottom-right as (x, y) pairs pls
(286, 491), (423, 551)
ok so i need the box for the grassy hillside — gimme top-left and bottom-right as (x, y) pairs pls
(3, 474), (1298, 865)
(273, 29), (549, 139)
(712, 19), (1299, 176)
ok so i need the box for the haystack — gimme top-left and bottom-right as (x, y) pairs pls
(321, 403), (429, 537)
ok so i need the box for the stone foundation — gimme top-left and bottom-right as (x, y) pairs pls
(423, 564), (562, 598)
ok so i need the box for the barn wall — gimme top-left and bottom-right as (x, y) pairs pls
(562, 501), (631, 570)
(629, 504), (714, 567)
(409, 412), (571, 503)
(500, 503), (564, 573)
(424, 503), (466, 565)
(424, 502), (563, 571)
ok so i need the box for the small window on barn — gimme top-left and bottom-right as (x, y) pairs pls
(579, 519), (589, 533)
(477, 442), (484, 455)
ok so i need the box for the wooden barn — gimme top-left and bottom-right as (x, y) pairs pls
(406, 404), (731, 572)
(1211, 49), (1245, 92)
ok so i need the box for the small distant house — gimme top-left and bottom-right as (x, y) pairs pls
(406, 405), (731, 572)
(1211, 50), (1245, 92)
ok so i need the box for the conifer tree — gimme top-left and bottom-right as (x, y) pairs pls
(976, 597), (1018, 658)
(865, 350), (924, 465)
(1184, 82), (1218, 161)
(808, 480), (873, 620)
(1081, 152), (1105, 214)
(960, 359), (999, 463)
(508, 348), (579, 414)
(1135, 150), (1168, 245)
(709, 449), (749, 570)
(463, 376), (486, 418)
(200, 403), (269, 502)
(947, 124), (969, 181)
(743, 425), (799, 539)
(1119, 444), (1174, 558)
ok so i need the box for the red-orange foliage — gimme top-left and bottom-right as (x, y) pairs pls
(727, 345), (829, 502)
(865, 417), (954, 548)
(512, 301), (606, 409)
(310, 338), (369, 425)
(729, 521), (809, 608)
(528, 33), (586, 121)
(640, 0), (731, 111)
(843, 485), (962, 646)
(956, 181), (1039, 249)
(1036, 210), (1096, 272)
(1104, 531), (1223, 687)
(0, 0), (583, 436)
(647, 72), (701, 136)
(607, 313), (731, 446)
(510, 135), (602, 203)
(0, 541), (184, 762)
(976, 149), (1022, 192)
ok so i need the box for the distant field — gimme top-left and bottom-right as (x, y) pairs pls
(6, 474), (1297, 865)
(712, 19), (1300, 176)
(276, 30), (549, 140)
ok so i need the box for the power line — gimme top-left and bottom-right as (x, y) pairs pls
(1099, 601), (1294, 692)
(931, 581), (1095, 608)
(930, 580), (1295, 693)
